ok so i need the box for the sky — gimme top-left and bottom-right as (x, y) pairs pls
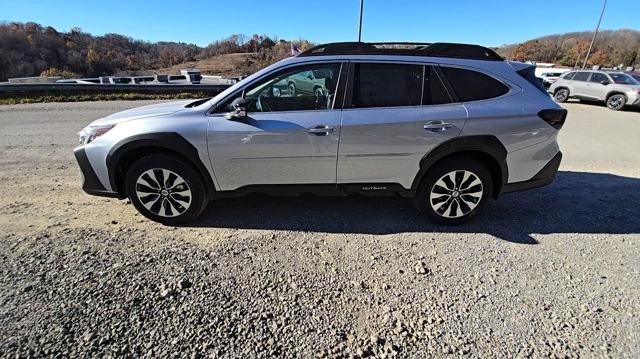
(1, 0), (638, 47)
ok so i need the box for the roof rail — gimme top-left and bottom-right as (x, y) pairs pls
(298, 42), (503, 61)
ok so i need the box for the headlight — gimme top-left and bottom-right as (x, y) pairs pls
(78, 125), (115, 145)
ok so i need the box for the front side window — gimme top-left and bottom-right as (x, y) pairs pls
(610, 73), (638, 85)
(573, 72), (590, 81)
(441, 67), (509, 102)
(352, 63), (423, 108)
(589, 73), (609, 83)
(563, 72), (576, 80)
(238, 63), (341, 113)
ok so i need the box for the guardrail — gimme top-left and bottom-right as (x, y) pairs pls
(0, 83), (232, 93)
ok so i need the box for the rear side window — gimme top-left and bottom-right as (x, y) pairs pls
(573, 72), (590, 81)
(563, 72), (576, 80)
(352, 63), (423, 108)
(515, 66), (548, 95)
(441, 67), (509, 102)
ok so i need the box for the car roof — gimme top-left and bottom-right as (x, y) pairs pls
(297, 42), (504, 62)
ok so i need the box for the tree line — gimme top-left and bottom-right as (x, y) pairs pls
(0, 22), (311, 81)
(497, 29), (640, 68)
(3, 21), (638, 83)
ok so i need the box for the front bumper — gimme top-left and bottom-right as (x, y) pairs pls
(74, 147), (120, 198)
(500, 151), (562, 195)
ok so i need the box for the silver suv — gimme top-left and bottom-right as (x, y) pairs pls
(550, 70), (640, 111)
(74, 42), (566, 225)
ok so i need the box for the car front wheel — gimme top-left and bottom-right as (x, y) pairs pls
(125, 154), (208, 225)
(606, 94), (626, 111)
(553, 88), (569, 103)
(415, 157), (493, 225)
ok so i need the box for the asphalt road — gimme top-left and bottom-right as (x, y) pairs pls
(0, 101), (638, 358)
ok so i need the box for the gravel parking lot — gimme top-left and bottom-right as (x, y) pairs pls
(0, 101), (638, 358)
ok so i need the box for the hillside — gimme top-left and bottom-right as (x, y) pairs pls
(0, 22), (310, 81)
(496, 29), (640, 67)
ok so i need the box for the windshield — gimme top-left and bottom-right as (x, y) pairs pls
(610, 73), (638, 85)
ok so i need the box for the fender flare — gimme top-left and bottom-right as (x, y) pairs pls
(410, 135), (508, 197)
(106, 132), (216, 196)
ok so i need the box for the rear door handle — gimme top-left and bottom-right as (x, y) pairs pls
(423, 121), (454, 132)
(308, 125), (335, 135)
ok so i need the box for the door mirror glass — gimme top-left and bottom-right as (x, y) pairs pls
(225, 97), (248, 120)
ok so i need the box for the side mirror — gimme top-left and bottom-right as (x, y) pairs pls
(600, 80), (610, 85)
(225, 97), (248, 120)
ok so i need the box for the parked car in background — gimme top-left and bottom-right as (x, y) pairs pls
(626, 72), (640, 82)
(538, 71), (567, 89)
(74, 42), (567, 225)
(550, 70), (640, 110)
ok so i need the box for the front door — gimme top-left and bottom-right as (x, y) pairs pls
(208, 62), (345, 191)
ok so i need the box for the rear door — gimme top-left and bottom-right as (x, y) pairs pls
(337, 62), (466, 189)
(570, 71), (592, 98)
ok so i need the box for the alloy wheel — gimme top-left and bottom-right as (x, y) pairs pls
(429, 170), (483, 218)
(135, 168), (192, 217)
(554, 89), (568, 102)
(607, 95), (625, 110)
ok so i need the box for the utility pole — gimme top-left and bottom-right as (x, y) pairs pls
(358, 0), (364, 42)
(582, 0), (608, 69)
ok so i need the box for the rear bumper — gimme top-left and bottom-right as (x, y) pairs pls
(74, 147), (120, 198)
(500, 151), (562, 195)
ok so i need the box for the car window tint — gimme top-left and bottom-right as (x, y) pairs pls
(573, 72), (590, 81)
(238, 63), (341, 113)
(423, 66), (452, 105)
(563, 72), (576, 80)
(352, 63), (423, 108)
(441, 67), (509, 102)
(610, 73), (637, 85)
(589, 73), (609, 83)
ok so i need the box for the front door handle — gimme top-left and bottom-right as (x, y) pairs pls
(308, 125), (335, 136)
(423, 121), (454, 132)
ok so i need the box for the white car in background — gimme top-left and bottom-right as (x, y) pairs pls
(535, 68), (570, 89)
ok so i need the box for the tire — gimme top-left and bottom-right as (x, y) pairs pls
(125, 154), (208, 225)
(288, 82), (296, 96)
(553, 88), (569, 103)
(606, 94), (626, 111)
(414, 157), (493, 225)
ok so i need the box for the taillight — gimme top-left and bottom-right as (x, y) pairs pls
(538, 109), (567, 130)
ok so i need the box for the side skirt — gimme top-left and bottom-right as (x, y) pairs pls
(212, 183), (415, 199)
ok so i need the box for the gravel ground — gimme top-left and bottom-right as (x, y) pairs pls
(0, 101), (639, 358)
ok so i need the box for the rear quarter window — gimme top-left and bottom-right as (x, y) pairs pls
(441, 67), (509, 102)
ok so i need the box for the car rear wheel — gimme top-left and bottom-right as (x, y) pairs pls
(606, 94), (626, 111)
(125, 154), (208, 225)
(414, 157), (493, 225)
(553, 88), (569, 103)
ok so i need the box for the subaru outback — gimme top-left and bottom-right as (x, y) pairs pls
(74, 42), (566, 225)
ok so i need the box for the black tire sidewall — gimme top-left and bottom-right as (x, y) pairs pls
(125, 155), (208, 225)
(415, 157), (493, 225)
